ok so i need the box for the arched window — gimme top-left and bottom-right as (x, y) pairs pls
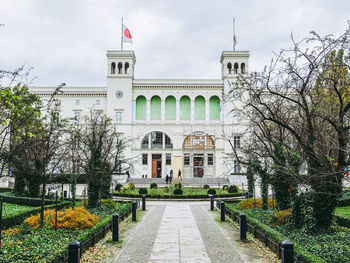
(227, 63), (232, 74)
(234, 63), (239, 74)
(209, 96), (220, 120)
(241, 63), (245, 74)
(150, 96), (161, 120)
(194, 96), (205, 120)
(180, 96), (191, 120)
(136, 96), (146, 120)
(183, 132), (215, 150)
(165, 96), (176, 120)
(125, 62), (129, 74)
(118, 62), (123, 74)
(141, 131), (173, 149)
(111, 62), (116, 74)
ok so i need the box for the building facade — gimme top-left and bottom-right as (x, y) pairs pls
(30, 49), (249, 183)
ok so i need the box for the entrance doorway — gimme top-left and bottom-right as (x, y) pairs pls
(152, 154), (162, 178)
(193, 154), (204, 177)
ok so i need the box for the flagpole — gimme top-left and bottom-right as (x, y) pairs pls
(233, 18), (236, 51)
(121, 17), (123, 51)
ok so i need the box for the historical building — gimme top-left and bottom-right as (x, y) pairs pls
(30, 49), (249, 184)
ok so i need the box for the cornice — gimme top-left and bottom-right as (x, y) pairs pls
(133, 79), (224, 90)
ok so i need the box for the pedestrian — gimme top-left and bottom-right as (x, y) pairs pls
(126, 170), (130, 179)
(165, 174), (169, 184)
(178, 169), (182, 180)
(169, 170), (173, 184)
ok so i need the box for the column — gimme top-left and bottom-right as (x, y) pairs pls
(161, 98), (165, 123)
(176, 99), (180, 123)
(191, 99), (195, 123)
(132, 100), (136, 123)
(220, 102), (224, 123)
(205, 99), (209, 123)
(146, 99), (150, 123)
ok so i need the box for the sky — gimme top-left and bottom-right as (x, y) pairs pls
(0, 0), (349, 86)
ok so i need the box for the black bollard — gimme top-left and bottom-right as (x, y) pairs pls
(109, 192), (113, 200)
(281, 240), (294, 263)
(220, 201), (225, 222)
(239, 213), (247, 242)
(64, 190), (67, 198)
(112, 213), (119, 242)
(209, 194), (214, 211)
(68, 240), (80, 263)
(142, 195), (146, 211)
(132, 201), (137, 221)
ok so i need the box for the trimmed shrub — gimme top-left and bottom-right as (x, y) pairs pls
(150, 183), (158, 189)
(207, 189), (216, 195)
(174, 182), (182, 189)
(173, 189), (183, 195)
(237, 198), (275, 210)
(25, 207), (98, 230)
(223, 185), (229, 191)
(0, 192), (56, 206)
(203, 184), (210, 189)
(228, 185), (239, 193)
(139, 188), (148, 195)
(115, 184), (123, 192)
(335, 215), (350, 228)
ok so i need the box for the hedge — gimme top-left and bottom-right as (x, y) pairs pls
(225, 205), (325, 263)
(114, 192), (244, 199)
(0, 192), (57, 206)
(335, 215), (350, 228)
(0, 187), (13, 193)
(2, 201), (72, 229)
(337, 198), (350, 207)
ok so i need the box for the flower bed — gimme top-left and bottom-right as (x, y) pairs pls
(226, 203), (350, 262)
(0, 202), (132, 263)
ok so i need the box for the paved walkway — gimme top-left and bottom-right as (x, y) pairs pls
(113, 201), (268, 263)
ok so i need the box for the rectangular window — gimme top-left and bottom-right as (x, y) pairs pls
(116, 112), (122, 124)
(142, 154), (148, 165)
(166, 154), (171, 165)
(94, 111), (102, 123)
(234, 161), (241, 173)
(234, 136), (241, 149)
(75, 100), (80, 105)
(73, 111), (81, 123)
(96, 100), (100, 105)
(184, 154), (190, 166)
(151, 132), (163, 149)
(208, 154), (214, 165)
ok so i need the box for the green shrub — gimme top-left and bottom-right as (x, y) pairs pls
(207, 189), (216, 195)
(0, 192), (56, 206)
(173, 189), (183, 195)
(335, 215), (350, 228)
(203, 184), (210, 189)
(271, 209), (292, 225)
(174, 182), (182, 189)
(150, 183), (158, 189)
(127, 183), (135, 190)
(228, 185), (239, 193)
(139, 188), (148, 195)
(223, 185), (229, 191)
(115, 184), (123, 192)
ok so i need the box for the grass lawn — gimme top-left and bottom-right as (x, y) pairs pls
(335, 206), (350, 218)
(2, 202), (37, 218)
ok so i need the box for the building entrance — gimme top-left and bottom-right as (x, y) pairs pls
(193, 154), (204, 177)
(152, 154), (162, 178)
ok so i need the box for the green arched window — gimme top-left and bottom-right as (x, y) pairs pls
(195, 96), (205, 120)
(180, 96), (191, 120)
(151, 96), (161, 120)
(165, 96), (176, 120)
(209, 96), (220, 120)
(136, 96), (146, 120)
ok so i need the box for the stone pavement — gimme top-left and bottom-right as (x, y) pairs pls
(113, 201), (269, 263)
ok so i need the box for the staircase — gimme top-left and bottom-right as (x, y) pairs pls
(126, 177), (230, 188)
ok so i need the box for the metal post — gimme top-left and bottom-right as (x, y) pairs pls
(239, 213), (247, 242)
(220, 201), (225, 222)
(142, 195), (146, 211)
(55, 191), (58, 231)
(0, 197), (3, 248)
(209, 195), (214, 211)
(68, 240), (80, 263)
(112, 213), (119, 242)
(109, 192), (113, 200)
(281, 240), (294, 263)
(132, 201), (137, 221)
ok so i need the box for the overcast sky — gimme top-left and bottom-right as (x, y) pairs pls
(0, 0), (349, 86)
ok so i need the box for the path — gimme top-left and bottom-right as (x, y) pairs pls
(113, 201), (269, 263)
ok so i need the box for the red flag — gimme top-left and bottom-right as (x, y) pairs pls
(122, 24), (133, 43)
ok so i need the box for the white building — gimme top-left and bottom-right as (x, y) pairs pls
(30, 49), (249, 183)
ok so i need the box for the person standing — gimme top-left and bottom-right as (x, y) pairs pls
(165, 174), (169, 184)
(169, 170), (173, 184)
(178, 169), (182, 180)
